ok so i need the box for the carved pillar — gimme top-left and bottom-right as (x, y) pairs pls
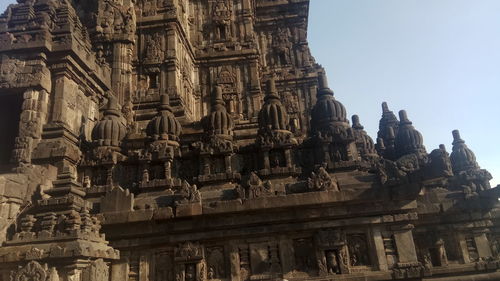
(279, 236), (294, 277)
(229, 242), (241, 281)
(224, 155), (232, 173)
(112, 42), (134, 104)
(34, 75), (83, 172)
(249, 61), (261, 119)
(12, 89), (48, 164)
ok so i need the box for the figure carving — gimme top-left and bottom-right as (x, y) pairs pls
(307, 167), (339, 191)
(145, 33), (164, 62)
(325, 250), (340, 274)
(246, 172), (274, 199)
(212, 0), (232, 40)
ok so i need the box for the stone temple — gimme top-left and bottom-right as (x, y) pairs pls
(0, 0), (499, 280)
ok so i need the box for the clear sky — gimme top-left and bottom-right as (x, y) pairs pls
(0, 0), (498, 186)
(308, 0), (500, 186)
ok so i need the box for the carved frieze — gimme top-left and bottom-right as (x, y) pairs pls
(307, 167), (339, 192)
(10, 261), (57, 281)
(175, 242), (204, 262)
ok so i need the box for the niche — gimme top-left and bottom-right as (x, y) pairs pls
(0, 93), (23, 166)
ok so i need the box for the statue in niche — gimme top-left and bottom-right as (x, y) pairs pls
(185, 263), (196, 281)
(325, 250), (340, 274)
(142, 169), (150, 183)
(347, 234), (370, 266)
(207, 247), (225, 279)
(122, 100), (139, 132)
(272, 27), (292, 66)
(215, 67), (238, 114)
(83, 176), (91, 188)
(99, 0), (135, 35)
(145, 33), (163, 62)
(135, 75), (151, 100)
(142, 0), (158, 16)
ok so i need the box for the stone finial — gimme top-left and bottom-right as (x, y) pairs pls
(394, 110), (426, 158)
(104, 94), (121, 117)
(213, 85), (226, 110)
(387, 127), (395, 140)
(318, 72), (329, 90)
(377, 138), (386, 150)
(398, 110), (411, 124)
(352, 115), (363, 129)
(91, 94), (127, 147)
(215, 85), (224, 102)
(264, 77), (280, 101)
(450, 129), (479, 172)
(267, 76), (277, 94)
(317, 72), (334, 97)
(382, 101), (390, 113)
(159, 93), (172, 112)
(452, 129), (464, 144)
(146, 93), (182, 141)
(258, 77), (290, 131)
(204, 85), (234, 137)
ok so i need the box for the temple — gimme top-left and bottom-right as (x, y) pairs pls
(0, 0), (499, 280)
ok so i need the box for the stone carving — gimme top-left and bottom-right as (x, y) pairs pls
(177, 181), (201, 203)
(175, 242), (203, 261)
(82, 259), (109, 281)
(316, 229), (346, 249)
(206, 247), (225, 279)
(325, 250), (340, 274)
(145, 33), (164, 63)
(426, 144), (453, 179)
(246, 172), (275, 199)
(272, 28), (293, 66)
(0, 1), (499, 281)
(307, 167), (339, 191)
(347, 234), (370, 266)
(212, 0), (232, 41)
(10, 261), (58, 281)
(98, 0), (136, 36)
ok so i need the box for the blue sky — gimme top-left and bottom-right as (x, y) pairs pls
(308, 0), (500, 186)
(0, 0), (498, 186)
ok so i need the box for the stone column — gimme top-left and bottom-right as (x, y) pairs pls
(456, 232), (471, 263)
(372, 226), (389, 271)
(227, 243), (240, 281)
(111, 258), (129, 281)
(474, 230), (493, 258)
(284, 149), (292, 168)
(139, 253), (150, 281)
(393, 224), (418, 263)
(12, 89), (48, 164)
(249, 61), (261, 119)
(225, 155), (232, 173)
(279, 235), (294, 277)
(111, 42), (134, 104)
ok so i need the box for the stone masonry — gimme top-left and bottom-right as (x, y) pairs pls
(0, 0), (499, 281)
